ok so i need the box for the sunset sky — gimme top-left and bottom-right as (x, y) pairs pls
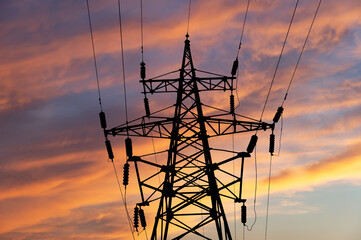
(0, 0), (360, 239)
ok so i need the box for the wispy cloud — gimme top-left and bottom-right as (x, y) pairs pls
(1, 0), (361, 239)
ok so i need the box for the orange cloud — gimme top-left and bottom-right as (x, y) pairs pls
(262, 142), (361, 194)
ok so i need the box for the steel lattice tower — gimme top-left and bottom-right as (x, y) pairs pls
(103, 35), (274, 239)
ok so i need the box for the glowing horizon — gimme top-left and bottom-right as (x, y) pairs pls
(0, 0), (360, 239)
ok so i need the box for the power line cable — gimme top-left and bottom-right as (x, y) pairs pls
(274, 0), (322, 157)
(281, 0), (323, 107)
(140, 0), (144, 62)
(274, 115), (283, 157)
(186, 0), (192, 34)
(264, 154), (273, 240)
(232, 134), (237, 239)
(234, 0), (251, 112)
(243, 224), (245, 240)
(116, 1), (144, 239)
(86, 1), (135, 238)
(86, 0), (103, 112)
(117, 0), (129, 128)
(259, 0), (299, 122)
(262, 2), (322, 239)
(246, 145), (257, 231)
(236, 0), (251, 58)
(112, 161), (136, 240)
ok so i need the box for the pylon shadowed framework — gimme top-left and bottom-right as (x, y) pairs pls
(103, 35), (274, 240)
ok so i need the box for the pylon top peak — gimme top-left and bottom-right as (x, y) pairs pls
(185, 33), (190, 44)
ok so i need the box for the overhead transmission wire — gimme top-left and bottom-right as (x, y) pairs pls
(234, 0), (251, 110)
(262, 1), (300, 239)
(85, 1), (135, 239)
(274, 0), (322, 158)
(117, 0), (129, 128)
(263, 1), (322, 240)
(231, 1), (256, 238)
(246, 146), (258, 232)
(116, 1), (147, 239)
(139, 0), (162, 188)
(187, 0), (192, 34)
(281, 0), (323, 107)
(264, 154), (273, 240)
(236, 0), (251, 57)
(86, 0), (103, 112)
(232, 134), (237, 239)
(112, 161), (136, 240)
(140, 0), (144, 62)
(258, 0), (300, 123)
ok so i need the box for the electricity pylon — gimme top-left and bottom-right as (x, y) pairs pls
(102, 35), (274, 239)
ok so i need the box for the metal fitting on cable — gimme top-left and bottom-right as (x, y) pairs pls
(241, 204), (247, 225)
(125, 138), (133, 158)
(123, 162), (130, 186)
(144, 97), (150, 117)
(230, 94), (235, 114)
(269, 133), (275, 155)
(139, 208), (147, 228)
(105, 140), (114, 160)
(273, 106), (284, 123)
(133, 206), (139, 231)
(247, 134), (258, 153)
(231, 58), (239, 76)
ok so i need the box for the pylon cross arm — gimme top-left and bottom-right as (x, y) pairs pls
(105, 115), (273, 139)
(141, 75), (235, 94)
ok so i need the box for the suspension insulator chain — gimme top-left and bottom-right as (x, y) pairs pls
(273, 106), (284, 123)
(231, 58), (239, 76)
(230, 94), (235, 114)
(144, 97), (150, 117)
(99, 111), (107, 129)
(241, 204), (247, 226)
(139, 208), (147, 228)
(140, 61), (146, 79)
(125, 137), (133, 158)
(134, 206), (139, 231)
(123, 162), (130, 186)
(141, 61), (151, 117)
(269, 133), (275, 155)
(247, 134), (258, 153)
(105, 140), (114, 161)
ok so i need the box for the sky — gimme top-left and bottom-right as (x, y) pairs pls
(0, 0), (360, 239)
